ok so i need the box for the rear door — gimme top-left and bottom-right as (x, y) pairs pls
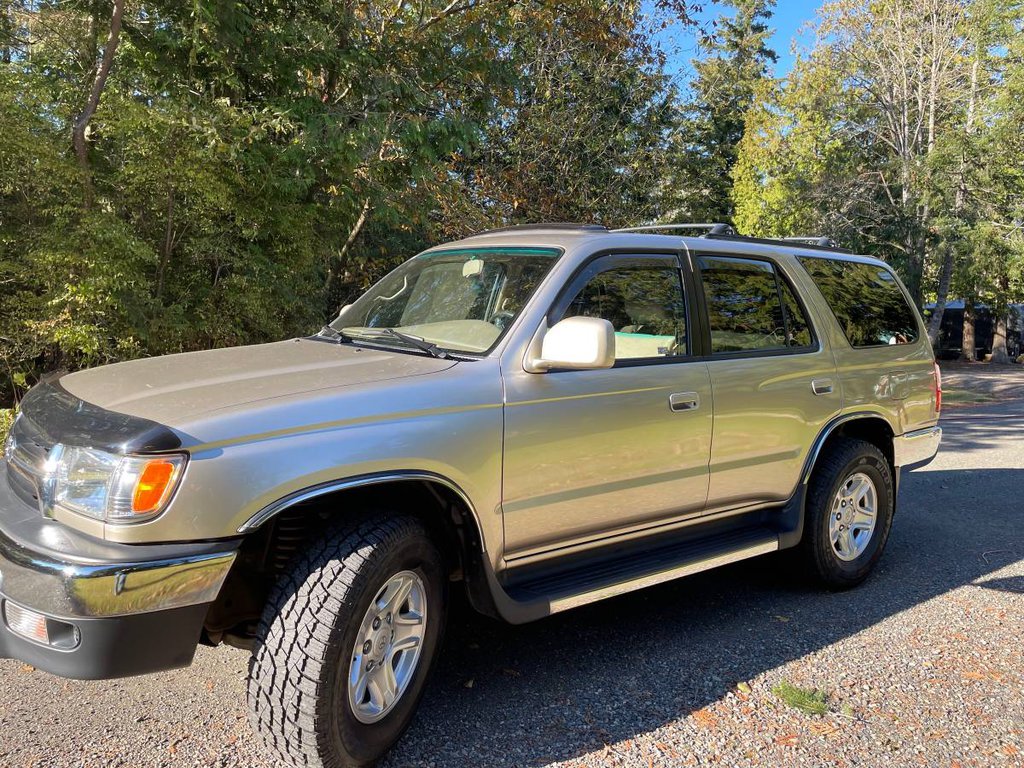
(501, 252), (713, 558)
(694, 253), (841, 513)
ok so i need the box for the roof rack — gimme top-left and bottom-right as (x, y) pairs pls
(611, 223), (735, 235)
(614, 222), (851, 254)
(778, 236), (839, 248)
(468, 221), (853, 254)
(471, 223), (608, 236)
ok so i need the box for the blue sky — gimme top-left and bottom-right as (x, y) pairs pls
(644, 1), (823, 87)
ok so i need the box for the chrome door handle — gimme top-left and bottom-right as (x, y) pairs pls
(669, 392), (700, 412)
(811, 378), (834, 396)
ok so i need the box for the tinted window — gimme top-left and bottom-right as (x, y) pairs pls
(779, 276), (812, 347)
(698, 256), (814, 353)
(562, 263), (687, 359)
(798, 258), (919, 347)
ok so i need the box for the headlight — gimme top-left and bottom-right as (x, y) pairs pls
(44, 445), (186, 524)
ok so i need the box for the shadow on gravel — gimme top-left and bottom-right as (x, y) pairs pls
(975, 575), (1024, 594)
(936, 402), (1024, 455)
(383, 454), (1024, 765)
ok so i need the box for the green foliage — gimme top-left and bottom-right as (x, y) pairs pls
(0, 1), (688, 406)
(0, 409), (12, 446)
(733, 0), (1024, 321)
(772, 680), (829, 716)
(667, 0), (778, 223)
(2, 0), (1021, 410)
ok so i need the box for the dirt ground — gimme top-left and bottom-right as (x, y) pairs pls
(939, 361), (1024, 406)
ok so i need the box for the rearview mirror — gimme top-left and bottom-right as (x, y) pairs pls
(528, 316), (615, 372)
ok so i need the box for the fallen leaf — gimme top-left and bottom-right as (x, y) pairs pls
(737, 681), (752, 693)
(463, 678), (475, 689)
(810, 721), (839, 737)
(776, 733), (799, 747)
(692, 708), (718, 730)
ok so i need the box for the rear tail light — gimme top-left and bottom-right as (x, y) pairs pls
(933, 362), (942, 414)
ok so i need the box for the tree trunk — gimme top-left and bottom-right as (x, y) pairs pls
(325, 197), (372, 313)
(960, 297), (975, 361)
(991, 314), (1010, 363)
(72, 0), (125, 208)
(923, 56), (980, 343)
(927, 242), (953, 346)
(990, 273), (1012, 363)
(155, 186), (175, 300)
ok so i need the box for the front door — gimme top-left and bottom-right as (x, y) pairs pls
(501, 253), (713, 558)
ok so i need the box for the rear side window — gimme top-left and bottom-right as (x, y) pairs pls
(798, 258), (919, 347)
(697, 256), (815, 354)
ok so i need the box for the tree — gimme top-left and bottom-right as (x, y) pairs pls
(667, 0), (777, 224)
(0, 1), (693, 407)
(732, 0), (1021, 323)
(441, 2), (676, 232)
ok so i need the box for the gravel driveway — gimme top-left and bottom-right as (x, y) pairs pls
(1, 401), (1022, 768)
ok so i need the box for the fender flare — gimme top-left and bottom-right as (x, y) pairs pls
(236, 469), (505, 618)
(777, 411), (896, 549)
(237, 469), (482, 538)
(800, 411), (896, 487)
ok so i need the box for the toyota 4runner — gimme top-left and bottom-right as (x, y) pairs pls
(0, 223), (941, 767)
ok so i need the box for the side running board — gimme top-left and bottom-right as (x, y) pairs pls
(499, 525), (778, 621)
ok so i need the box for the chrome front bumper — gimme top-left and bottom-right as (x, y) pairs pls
(894, 425), (942, 469)
(0, 460), (240, 678)
(0, 526), (236, 619)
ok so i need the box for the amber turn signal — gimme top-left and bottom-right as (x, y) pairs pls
(132, 459), (181, 514)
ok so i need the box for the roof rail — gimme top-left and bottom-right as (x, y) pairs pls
(611, 223), (735, 235)
(779, 236), (839, 248)
(611, 223), (851, 253)
(470, 222), (608, 236)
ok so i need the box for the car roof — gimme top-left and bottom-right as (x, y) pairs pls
(432, 224), (889, 268)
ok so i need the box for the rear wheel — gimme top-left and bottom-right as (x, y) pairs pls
(247, 514), (446, 768)
(801, 437), (894, 589)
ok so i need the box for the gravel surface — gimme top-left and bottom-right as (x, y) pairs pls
(1, 401), (1022, 768)
(940, 361), (1024, 403)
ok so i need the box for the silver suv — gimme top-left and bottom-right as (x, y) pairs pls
(1, 223), (941, 767)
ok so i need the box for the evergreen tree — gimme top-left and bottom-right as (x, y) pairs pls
(666, 0), (777, 223)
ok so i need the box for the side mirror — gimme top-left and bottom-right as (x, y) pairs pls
(528, 316), (616, 372)
(335, 304), (353, 322)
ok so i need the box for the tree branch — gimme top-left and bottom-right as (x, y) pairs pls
(72, 0), (125, 208)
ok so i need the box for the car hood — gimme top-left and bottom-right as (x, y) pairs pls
(55, 339), (457, 430)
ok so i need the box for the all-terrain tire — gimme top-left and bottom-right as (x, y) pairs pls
(247, 513), (446, 768)
(800, 437), (894, 589)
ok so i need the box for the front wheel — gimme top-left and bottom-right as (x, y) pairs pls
(247, 514), (447, 768)
(800, 437), (894, 589)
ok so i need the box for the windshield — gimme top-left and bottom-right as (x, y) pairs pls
(331, 247), (561, 355)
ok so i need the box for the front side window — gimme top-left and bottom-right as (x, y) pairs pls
(335, 247), (559, 354)
(560, 260), (687, 360)
(798, 257), (919, 347)
(698, 256), (814, 354)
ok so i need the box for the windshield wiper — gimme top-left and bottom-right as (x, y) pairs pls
(352, 328), (449, 359)
(317, 325), (351, 342)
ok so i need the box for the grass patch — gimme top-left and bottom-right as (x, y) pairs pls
(772, 681), (829, 715)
